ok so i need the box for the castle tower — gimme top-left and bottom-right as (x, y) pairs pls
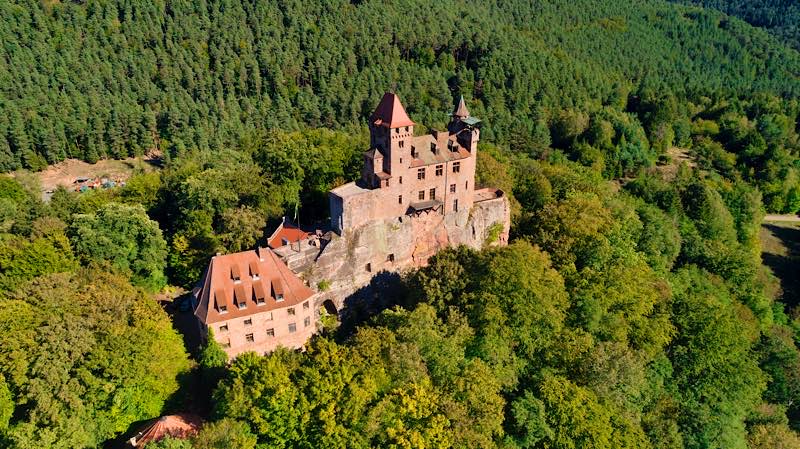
(368, 92), (414, 180)
(448, 95), (480, 155)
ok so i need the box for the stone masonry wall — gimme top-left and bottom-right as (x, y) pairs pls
(278, 190), (510, 314)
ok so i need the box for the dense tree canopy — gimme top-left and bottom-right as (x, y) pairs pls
(0, 269), (190, 448)
(0, 0), (799, 448)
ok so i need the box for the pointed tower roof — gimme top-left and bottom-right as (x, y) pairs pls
(452, 95), (470, 118)
(370, 92), (415, 128)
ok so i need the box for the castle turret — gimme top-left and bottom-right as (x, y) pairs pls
(448, 96), (481, 154)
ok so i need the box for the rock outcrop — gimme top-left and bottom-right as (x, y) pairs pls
(275, 188), (510, 313)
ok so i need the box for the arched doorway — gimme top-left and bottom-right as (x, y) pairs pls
(321, 299), (338, 316)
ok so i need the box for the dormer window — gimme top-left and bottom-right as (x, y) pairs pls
(231, 264), (242, 283)
(249, 261), (261, 280)
(276, 294), (284, 302)
(430, 142), (436, 153)
(219, 305), (228, 314)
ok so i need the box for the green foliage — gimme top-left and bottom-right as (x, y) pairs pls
(1, 0), (799, 172)
(69, 202), (167, 291)
(317, 279), (331, 292)
(191, 419), (257, 449)
(668, 267), (766, 449)
(0, 231), (77, 290)
(0, 269), (190, 448)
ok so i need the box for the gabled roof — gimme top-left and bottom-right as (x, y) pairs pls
(370, 92), (415, 128)
(452, 95), (470, 118)
(193, 247), (315, 324)
(130, 414), (201, 447)
(365, 147), (384, 159)
(267, 217), (312, 249)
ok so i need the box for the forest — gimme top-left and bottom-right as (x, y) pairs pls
(0, 0), (800, 448)
(670, 0), (800, 50)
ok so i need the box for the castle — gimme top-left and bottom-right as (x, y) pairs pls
(330, 93), (480, 232)
(192, 93), (510, 358)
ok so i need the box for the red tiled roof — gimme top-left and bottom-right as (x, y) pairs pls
(370, 92), (415, 128)
(131, 414), (201, 447)
(194, 247), (315, 324)
(453, 95), (470, 118)
(268, 220), (311, 249)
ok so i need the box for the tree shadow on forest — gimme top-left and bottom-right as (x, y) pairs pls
(334, 270), (407, 340)
(762, 224), (800, 313)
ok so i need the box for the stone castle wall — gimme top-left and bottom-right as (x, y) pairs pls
(275, 189), (510, 313)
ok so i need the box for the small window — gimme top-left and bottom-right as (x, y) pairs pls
(395, 128), (399, 134)
(398, 195), (403, 204)
(366, 263), (372, 272)
(245, 333), (254, 342)
(399, 140), (404, 148)
(411, 146), (417, 158)
(304, 316), (311, 327)
(400, 158), (403, 164)
(453, 162), (461, 173)
(450, 183), (456, 193)
(435, 165), (443, 176)
(454, 199), (459, 212)
(430, 142), (436, 152)
(288, 323), (297, 333)
(405, 126), (409, 132)
(387, 253), (395, 262)
(288, 308), (295, 316)
(219, 324), (229, 332)
(465, 180), (468, 190)
(303, 301), (309, 310)
(244, 318), (252, 326)
(399, 176), (403, 184)
(266, 311), (273, 321)
(418, 191), (425, 201)
(417, 168), (425, 180)
(219, 305), (228, 314)
(266, 328), (275, 337)
(429, 188), (435, 199)
(222, 341), (231, 349)
(276, 294), (284, 302)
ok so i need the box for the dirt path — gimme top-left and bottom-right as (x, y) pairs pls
(764, 214), (800, 223)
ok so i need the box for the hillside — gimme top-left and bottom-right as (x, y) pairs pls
(2, 1), (800, 448)
(1, 0), (799, 171)
(670, 0), (800, 50)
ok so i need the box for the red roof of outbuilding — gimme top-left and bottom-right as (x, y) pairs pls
(267, 219), (312, 249)
(370, 92), (415, 128)
(130, 414), (201, 447)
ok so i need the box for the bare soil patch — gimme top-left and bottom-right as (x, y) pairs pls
(14, 157), (160, 200)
